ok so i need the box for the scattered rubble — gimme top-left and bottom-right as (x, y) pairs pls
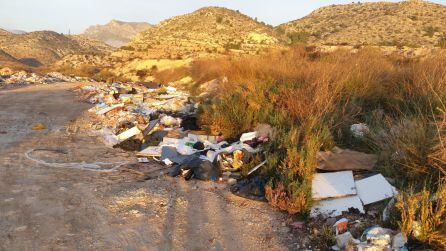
(77, 81), (268, 195)
(328, 220), (408, 250)
(73, 81), (409, 250)
(309, 131), (406, 249)
(0, 69), (89, 87)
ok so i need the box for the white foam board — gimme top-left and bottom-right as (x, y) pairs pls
(137, 146), (163, 157)
(116, 126), (141, 141)
(312, 171), (357, 200)
(96, 103), (124, 115)
(311, 195), (365, 218)
(355, 174), (396, 205)
(240, 132), (257, 142)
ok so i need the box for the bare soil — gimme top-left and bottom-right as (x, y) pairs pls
(0, 83), (300, 250)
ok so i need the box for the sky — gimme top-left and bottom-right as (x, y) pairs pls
(0, 0), (445, 34)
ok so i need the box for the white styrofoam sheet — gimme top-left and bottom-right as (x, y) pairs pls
(240, 132), (257, 142)
(137, 146), (163, 157)
(116, 126), (141, 141)
(355, 174), (396, 205)
(312, 171), (357, 200)
(311, 195), (365, 218)
(161, 137), (181, 146)
(96, 103), (124, 115)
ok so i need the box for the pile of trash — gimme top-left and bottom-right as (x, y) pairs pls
(79, 82), (270, 198)
(310, 147), (398, 218)
(79, 83), (410, 248)
(309, 125), (408, 249)
(330, 219), (408, 250)
(0, 70), (88, 86)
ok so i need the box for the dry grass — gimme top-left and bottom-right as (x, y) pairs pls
(153, 66), (190, 84)
(396, 182), (446, 249)
(54, 64), (130, 83)
(191, 45), (446, 216)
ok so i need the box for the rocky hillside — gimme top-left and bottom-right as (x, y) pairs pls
(0, 49), (26, 68)
(68, 35), (113, 53)
(124, 7), (283, 59)
(83, 20), (152, 47)
(7, 29), (27, 35)
(279, 0), (446, 46)
(0, 31), (112, 67)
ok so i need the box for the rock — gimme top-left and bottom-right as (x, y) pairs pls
(350, 123), (370, 138)
(362, 226), (393, 247)
(392, 233), (407, 249)
(335, 232), (359, 249)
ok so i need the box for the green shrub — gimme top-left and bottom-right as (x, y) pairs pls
(424, 26), (440, 38)
(224, 41), (242, 50)
(120, 45), (135, 51)
(287, 31), (311, 44)
(136, 69), (149, 80)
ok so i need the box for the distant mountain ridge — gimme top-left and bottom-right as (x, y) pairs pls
(83, 20), (152, 47)
(7, 29), (27, 35)
(0, 31), (112, 67)
(279, 0), (446, 46)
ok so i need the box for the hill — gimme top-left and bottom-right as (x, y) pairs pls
(0, 28), (10, 36)
(0, 49), (27, 68)
(279, 0), (446, 46)
(83, 20), (152, 47)
(124, 7), (283, 59)
(68, 35), (113, 53)
(7, 29), (27, 35)
(0, 31), (112, 66)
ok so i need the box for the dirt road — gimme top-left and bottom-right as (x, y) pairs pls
(0, 83), (299, 250)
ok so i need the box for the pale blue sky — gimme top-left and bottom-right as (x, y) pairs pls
(0, 0), (445, 34)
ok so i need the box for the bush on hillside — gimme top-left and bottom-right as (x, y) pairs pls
(287, 31), (311, 44)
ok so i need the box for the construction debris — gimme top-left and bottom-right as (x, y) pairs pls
(330, 222), (408, 250)
(317, 147), (377, 171)
(311, 167), (398, 218)
(355, 174), (398, 205)
(74, 80), (409, 250)
(0, 70), (89, 87)
(311, 195), (365, 218)
(312, 171), (357, 200)
(78, 81), (268, 190)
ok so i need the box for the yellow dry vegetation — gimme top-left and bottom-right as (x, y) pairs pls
(247, 32), (278, 44)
